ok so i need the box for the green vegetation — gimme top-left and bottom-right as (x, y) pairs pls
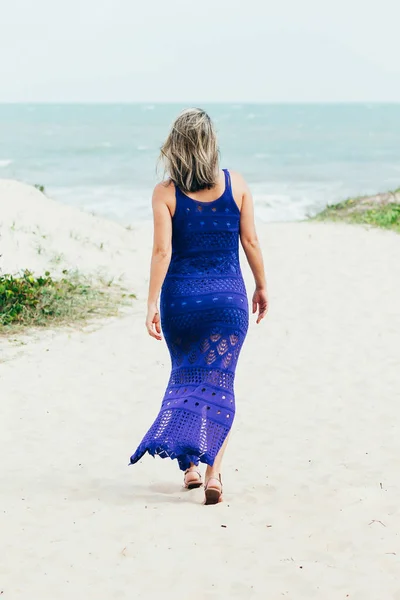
(313, 188), (400, 233)
(34, 184), (45, 193)
(0, 270), (120, 331)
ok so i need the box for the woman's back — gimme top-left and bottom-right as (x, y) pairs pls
(166, 169), (243, 279)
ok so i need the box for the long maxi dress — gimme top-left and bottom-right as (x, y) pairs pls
(130, 170), (249, 471)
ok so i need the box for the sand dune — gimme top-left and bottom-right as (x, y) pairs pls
(1, 180), (400, 599)
(0, 179), (140, 285)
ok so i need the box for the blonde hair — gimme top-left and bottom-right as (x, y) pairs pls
(159, 108), (219, 193)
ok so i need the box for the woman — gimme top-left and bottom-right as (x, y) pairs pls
(130, 108), (268, 505)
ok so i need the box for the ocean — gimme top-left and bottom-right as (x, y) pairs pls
(1, 103), (399, 224)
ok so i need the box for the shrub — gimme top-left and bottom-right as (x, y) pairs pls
(0, 270), (112, 329)
(313, 199), (400, 233)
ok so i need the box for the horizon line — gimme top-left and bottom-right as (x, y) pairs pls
(1, 100), (400, 105)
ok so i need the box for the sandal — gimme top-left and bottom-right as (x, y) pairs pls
(204, 474), (223, 505)
(184, 468), (203, 490)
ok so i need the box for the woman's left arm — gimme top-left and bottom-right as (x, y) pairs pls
(145, 183), (173, 340)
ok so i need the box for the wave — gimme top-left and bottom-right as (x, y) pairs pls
(51, 185), (153, 222)
(0, 159), (13, 168)
(253, 192), (315, 222)
(49, 183), (324, 225)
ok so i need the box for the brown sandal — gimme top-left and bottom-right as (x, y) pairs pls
(184, 468), (203, 490)
(204, 474), (223, 505)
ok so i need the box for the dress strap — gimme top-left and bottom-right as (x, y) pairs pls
(174, 182), (186, 217)
(223, 169), (232, 193)
(222, 168), (241, 213)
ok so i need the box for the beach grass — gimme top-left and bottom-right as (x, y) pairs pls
(0, 269), (126, 332)
(313, 188), (400, 233)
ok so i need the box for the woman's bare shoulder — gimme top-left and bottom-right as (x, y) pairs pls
(152, 180), (176, 215)
(153, 179), (174, 194)
(229, 170), (249, 190)
(152, 179), (175, 202)
(228, 171), (251, 210)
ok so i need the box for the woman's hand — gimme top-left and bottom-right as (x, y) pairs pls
(252, 288), (269, 324)
(146, 304), (162, 340)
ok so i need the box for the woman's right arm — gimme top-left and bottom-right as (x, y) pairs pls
(145, 183), (174, 340)
(237, 176), (269, 324)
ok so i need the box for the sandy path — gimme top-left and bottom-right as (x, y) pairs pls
(1, 220), (400, 599)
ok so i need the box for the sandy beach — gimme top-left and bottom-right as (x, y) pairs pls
(1, 180), (400, 599)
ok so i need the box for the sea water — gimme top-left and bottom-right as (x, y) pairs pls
(1, 103), (399, 223)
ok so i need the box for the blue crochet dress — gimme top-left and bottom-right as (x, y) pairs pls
(130, 170), (249, 471)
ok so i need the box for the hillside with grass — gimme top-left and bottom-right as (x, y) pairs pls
(0, 180), (138, 333)
(313, 188), (400, 233)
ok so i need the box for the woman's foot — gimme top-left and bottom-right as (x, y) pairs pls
(184, 466), (203, 490)
(204, 473), (223, 505)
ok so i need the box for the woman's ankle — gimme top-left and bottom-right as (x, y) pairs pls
(205, 467), (221, 480)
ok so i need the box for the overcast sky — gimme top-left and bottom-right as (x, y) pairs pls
(1, 0), (399, 103)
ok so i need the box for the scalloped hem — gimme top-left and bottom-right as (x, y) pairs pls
(130, 441), (222, 472)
